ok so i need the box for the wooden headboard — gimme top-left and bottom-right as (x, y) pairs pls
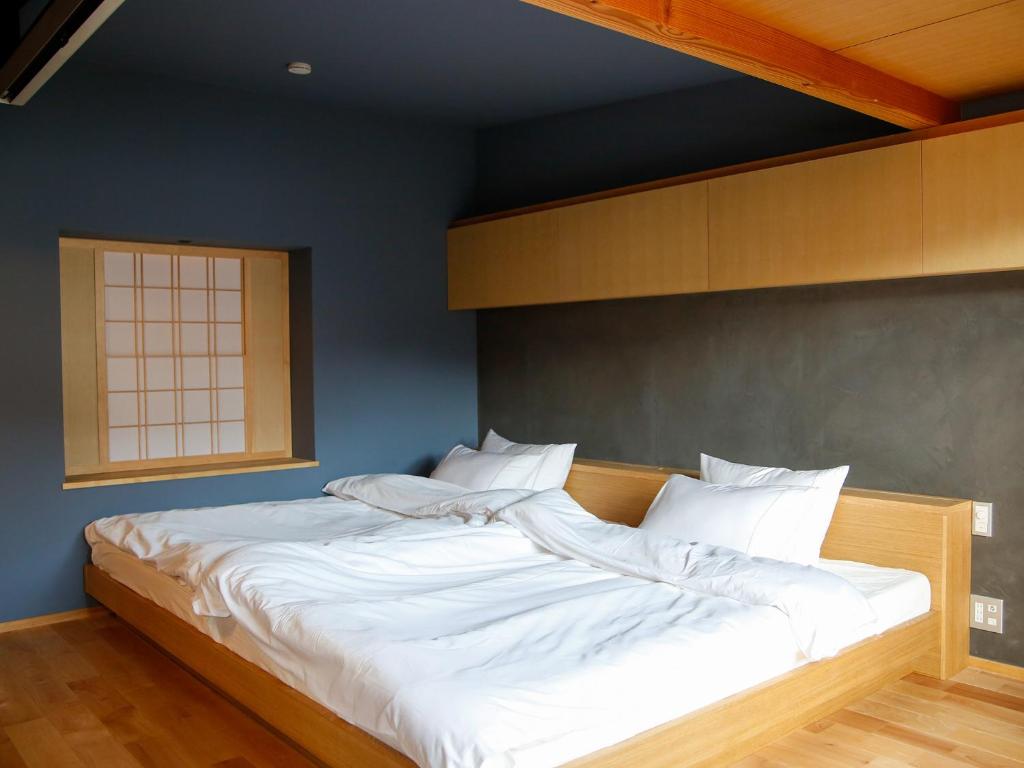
(564, 458), (971, 679)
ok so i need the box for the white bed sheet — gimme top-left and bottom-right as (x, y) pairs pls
(90, 531), (930, 768)
(816, 557), (931, 631)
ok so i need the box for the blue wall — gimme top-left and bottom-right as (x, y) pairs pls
(472, 77), (895, 215)
(0, 64), (478, 622)
(963, 89), (1024, 119)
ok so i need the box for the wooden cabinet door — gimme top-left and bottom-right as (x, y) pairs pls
(447, 182), (708, 309)
(709, 143), (924, 291)
(447, 209), (561, 309)
(552, 182), (708, 304)
(923, 121), (1024, 275)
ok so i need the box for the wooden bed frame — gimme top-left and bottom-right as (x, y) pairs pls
(84, 458), (971, 768)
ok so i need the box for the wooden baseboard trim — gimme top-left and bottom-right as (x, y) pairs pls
(969, 655), (1024, 682)
(0, 606), (108, 635)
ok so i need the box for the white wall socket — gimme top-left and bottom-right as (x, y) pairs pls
(972, 501), (993, 537)
(970, 594), (1003, 633)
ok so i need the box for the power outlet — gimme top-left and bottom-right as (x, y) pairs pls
(974, 501), (991, 536)
(970, 594), (1004, 633)
(972, 501), (993, 537)
(970, 501), (995, 536)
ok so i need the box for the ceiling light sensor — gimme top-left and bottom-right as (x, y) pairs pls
(287, 62), (312, 76)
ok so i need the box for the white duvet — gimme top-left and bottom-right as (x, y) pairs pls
(87, 474), (877, 768)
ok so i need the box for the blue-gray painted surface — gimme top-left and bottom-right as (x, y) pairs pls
(76, 0), (738, 126)
(472, 77), (896, 214)
(0, 63), (478, 622)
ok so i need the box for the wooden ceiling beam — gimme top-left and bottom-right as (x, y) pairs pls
(521, 0), (959, 129)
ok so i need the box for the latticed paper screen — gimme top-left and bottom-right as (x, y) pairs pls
(101, 251), (246, 462)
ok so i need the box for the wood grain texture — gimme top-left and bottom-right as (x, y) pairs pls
(520, 0), (958, 128)
(565, 458), (971, 679)
(923, 120), (1024, 275)
(841, 0), (1024, 100)
(708, 142), (924, 291)
(968, 655), (1024, 683)
(821, 487), (970, 680)
(556, 183), (709, 299)
(566, 615), (940, 768)
(62, 457), (318, 490)
(3, 615), (1019, 768)
(448, 207), (560, 309)
(453, 108), (1024, 229)
(737, 668), (1024, 767)
(83, 566), (414, 768)
(0, 612), (319, 768)
(59, 246), (100, 473)
(0, 608), (107, 636)
(4, 618), (1019, 768)
(92, 251), (110, 469)
(451, 112), (1024, 310)
(245, 253), (292, 456)
(77, 458), (970, 768)
(57, 238), (285, 261)
(708, 0), (1003, 50)
(59, 239), (300, 488)
(449, 182), (708, 309)
(83, 565), (943, 768)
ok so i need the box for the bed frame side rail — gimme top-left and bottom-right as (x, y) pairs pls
(564, 458), (971, 680)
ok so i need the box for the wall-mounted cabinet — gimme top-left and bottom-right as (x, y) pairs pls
(448, 114), (1024, 310)
(923, 120), (1024, 275)
(448, 182), (708, 309)
(448, 209), (560, 309)
(708, 143), (924, 291)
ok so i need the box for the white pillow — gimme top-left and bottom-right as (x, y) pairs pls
(430, 445), (545, 491)
(639, 474), (817, 561)
(480, 429), (577, 491)
(700, 453), (850, 564)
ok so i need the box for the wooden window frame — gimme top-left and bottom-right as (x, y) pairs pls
(60, 238), (316, 488)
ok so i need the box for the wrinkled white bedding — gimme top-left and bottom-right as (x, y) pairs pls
(87, 474), (892, 768)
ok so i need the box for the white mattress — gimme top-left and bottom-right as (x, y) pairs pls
(816, 557), (931, 632)
(92, 542), (268, 663)
(91, 541), (930, 764)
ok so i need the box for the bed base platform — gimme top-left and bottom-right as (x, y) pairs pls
(84, 458), (971, 768)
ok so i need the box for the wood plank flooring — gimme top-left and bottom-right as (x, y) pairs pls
(1, 612), (1021, 768)
(734, 668), (1024, 767)
(0, 612), (316, 768)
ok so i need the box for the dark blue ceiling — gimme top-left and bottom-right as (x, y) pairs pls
(75, 0), (739, 126)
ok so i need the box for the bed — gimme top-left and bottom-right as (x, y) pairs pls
(83, 458), (971, 768)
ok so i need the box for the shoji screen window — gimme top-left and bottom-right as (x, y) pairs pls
(60, 239), (305, 487)
(102, 251), (246, 462)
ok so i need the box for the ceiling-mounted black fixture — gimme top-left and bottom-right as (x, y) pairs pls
(1, 0), (124, 106)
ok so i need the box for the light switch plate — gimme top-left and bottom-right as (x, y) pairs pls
(970, 594), (1003, 633)
(973, 501), (993, 537)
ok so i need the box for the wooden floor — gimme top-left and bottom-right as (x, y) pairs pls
(1, 613), (1021, 768)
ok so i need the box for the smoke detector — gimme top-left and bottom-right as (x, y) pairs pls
(287, 62), (312, 76)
